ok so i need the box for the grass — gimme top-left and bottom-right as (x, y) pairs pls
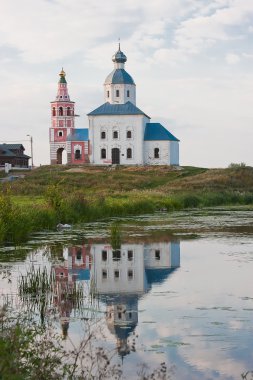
(1, 165), (253, 245)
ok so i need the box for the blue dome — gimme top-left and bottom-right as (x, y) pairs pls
(112, 48), (127, 63)
(104, 69), (135, 85)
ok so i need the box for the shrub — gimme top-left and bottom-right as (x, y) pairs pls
(228, 162), (246, 168)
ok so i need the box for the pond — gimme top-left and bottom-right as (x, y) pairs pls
(1, 209), (253, 379)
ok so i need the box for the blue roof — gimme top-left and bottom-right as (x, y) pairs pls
(104, 69), (135, 85)
(67, 128), (89, 141)
(88, 101), (150, 118)
(69, 268), (90, 281)
(144, 123), (179, 141)
(145, 268), (177, 286)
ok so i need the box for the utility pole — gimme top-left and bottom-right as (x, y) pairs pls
(26, 134), (34, 168)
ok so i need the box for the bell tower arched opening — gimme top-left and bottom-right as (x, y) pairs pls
(57, 147), (67, 164)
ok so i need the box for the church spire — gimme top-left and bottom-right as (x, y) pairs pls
(112, 43), (127, 68)
(104, 45), (136, 105)
(59, 67), (67, 84)
(56, 68), (70, 101)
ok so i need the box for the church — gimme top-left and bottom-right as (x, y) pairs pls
(49, 45), (179, 166)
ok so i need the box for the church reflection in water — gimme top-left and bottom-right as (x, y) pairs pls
(52, 240), (180, 354)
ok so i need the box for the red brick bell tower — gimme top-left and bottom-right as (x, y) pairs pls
(49, 69), (75, 164)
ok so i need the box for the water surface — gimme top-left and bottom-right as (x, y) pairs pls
(1, 209), (253, 379)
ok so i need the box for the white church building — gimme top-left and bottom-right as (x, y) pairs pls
(50, 45), (179, 166)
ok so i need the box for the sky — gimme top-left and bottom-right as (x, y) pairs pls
(0, 0), (252, 168)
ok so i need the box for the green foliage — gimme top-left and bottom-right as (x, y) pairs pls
(44, 183), (63, 222)
(110, 223), (122, 250)
(228, 162), (246, 168)
(0, 191), (32, 245)
(0, 306), (174, 380)
(1, 165), (253, 245)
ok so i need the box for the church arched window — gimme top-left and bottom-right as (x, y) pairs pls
(127, 148), (132, 159)
(59, 107), (63, 116)
(67, 107), (71, 116)
(101, 148), (106, 159)
(101, 131), (106, 139)
(127, 130), (132, 139)
(154, 148), (159, 158)
(75, 149), (81, 159)
(113, 131), (118, 139)
(76, 249), (82, 260)
(127, 90), (130, 97)
(58, 131), (63, 137)
(116, 89), (119, 97)
(52, 107), (56, 116)
(107, 91), (110, 98)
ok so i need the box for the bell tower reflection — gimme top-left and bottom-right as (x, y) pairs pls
(52, 244), (92, 338)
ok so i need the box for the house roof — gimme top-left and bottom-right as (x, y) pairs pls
(67, 128), (89, 141)
(144, 123), (179, 141)
(88, 101), (150, 118)
(0, 144), (30, 158)
(104, 69), (135, 85)
(0, 143), (25, 150)
(0, 146), (16, 157)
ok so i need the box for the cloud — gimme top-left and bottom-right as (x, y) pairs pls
(0, 0), (253, 167)
(150, 0), (253, 64)
(226, 53), (240, 64)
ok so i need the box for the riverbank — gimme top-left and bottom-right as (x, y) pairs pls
(1, 164), (253, 244)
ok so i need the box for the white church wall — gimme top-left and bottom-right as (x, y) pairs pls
(170, 141), (179, 165)
(90, 243), (146, 294)
(144, 141), (171, 165)
(89, 114), (149, 165)
(144, 242), (180, 269)
(104, 83), (136, 105)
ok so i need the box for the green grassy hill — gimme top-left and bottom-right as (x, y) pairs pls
(1, 164), (253, 244)
(6, 164), (253, 197)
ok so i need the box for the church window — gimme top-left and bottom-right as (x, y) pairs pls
(52, 107), (56, 116)
(75, 149), (81, 159)
(113, 250), (121, 261)
(128, 250), (133, 261)
(76, 250), (82, 260)
(114, 270), (120, 279)
(154, 148), (159, 158)
(129, 312), (132, 319)
(102, 269), (107, 279)
(58, 131), (63, 137)
(127, 90), (130, 97)
(155, 250), (160, 260)
(128, 269), (133, 279)
(118, 312), (122, 319)
(101, 148), (106, 159)
(67, 107), (71, 116)
(107, 91), (110, 98)
(116, 89), (119, 97)
(102, 250), (107, 261)
(127, 130), (132, 139)
(127, 148), (132, 159)
(59, 107), (63, 116)
(101, 131), (106, 139)
(113, 131), (118, 139)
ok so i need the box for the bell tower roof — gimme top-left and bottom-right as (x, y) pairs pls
(59, 68), (67, 84)
(54, 68), (71, 101)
